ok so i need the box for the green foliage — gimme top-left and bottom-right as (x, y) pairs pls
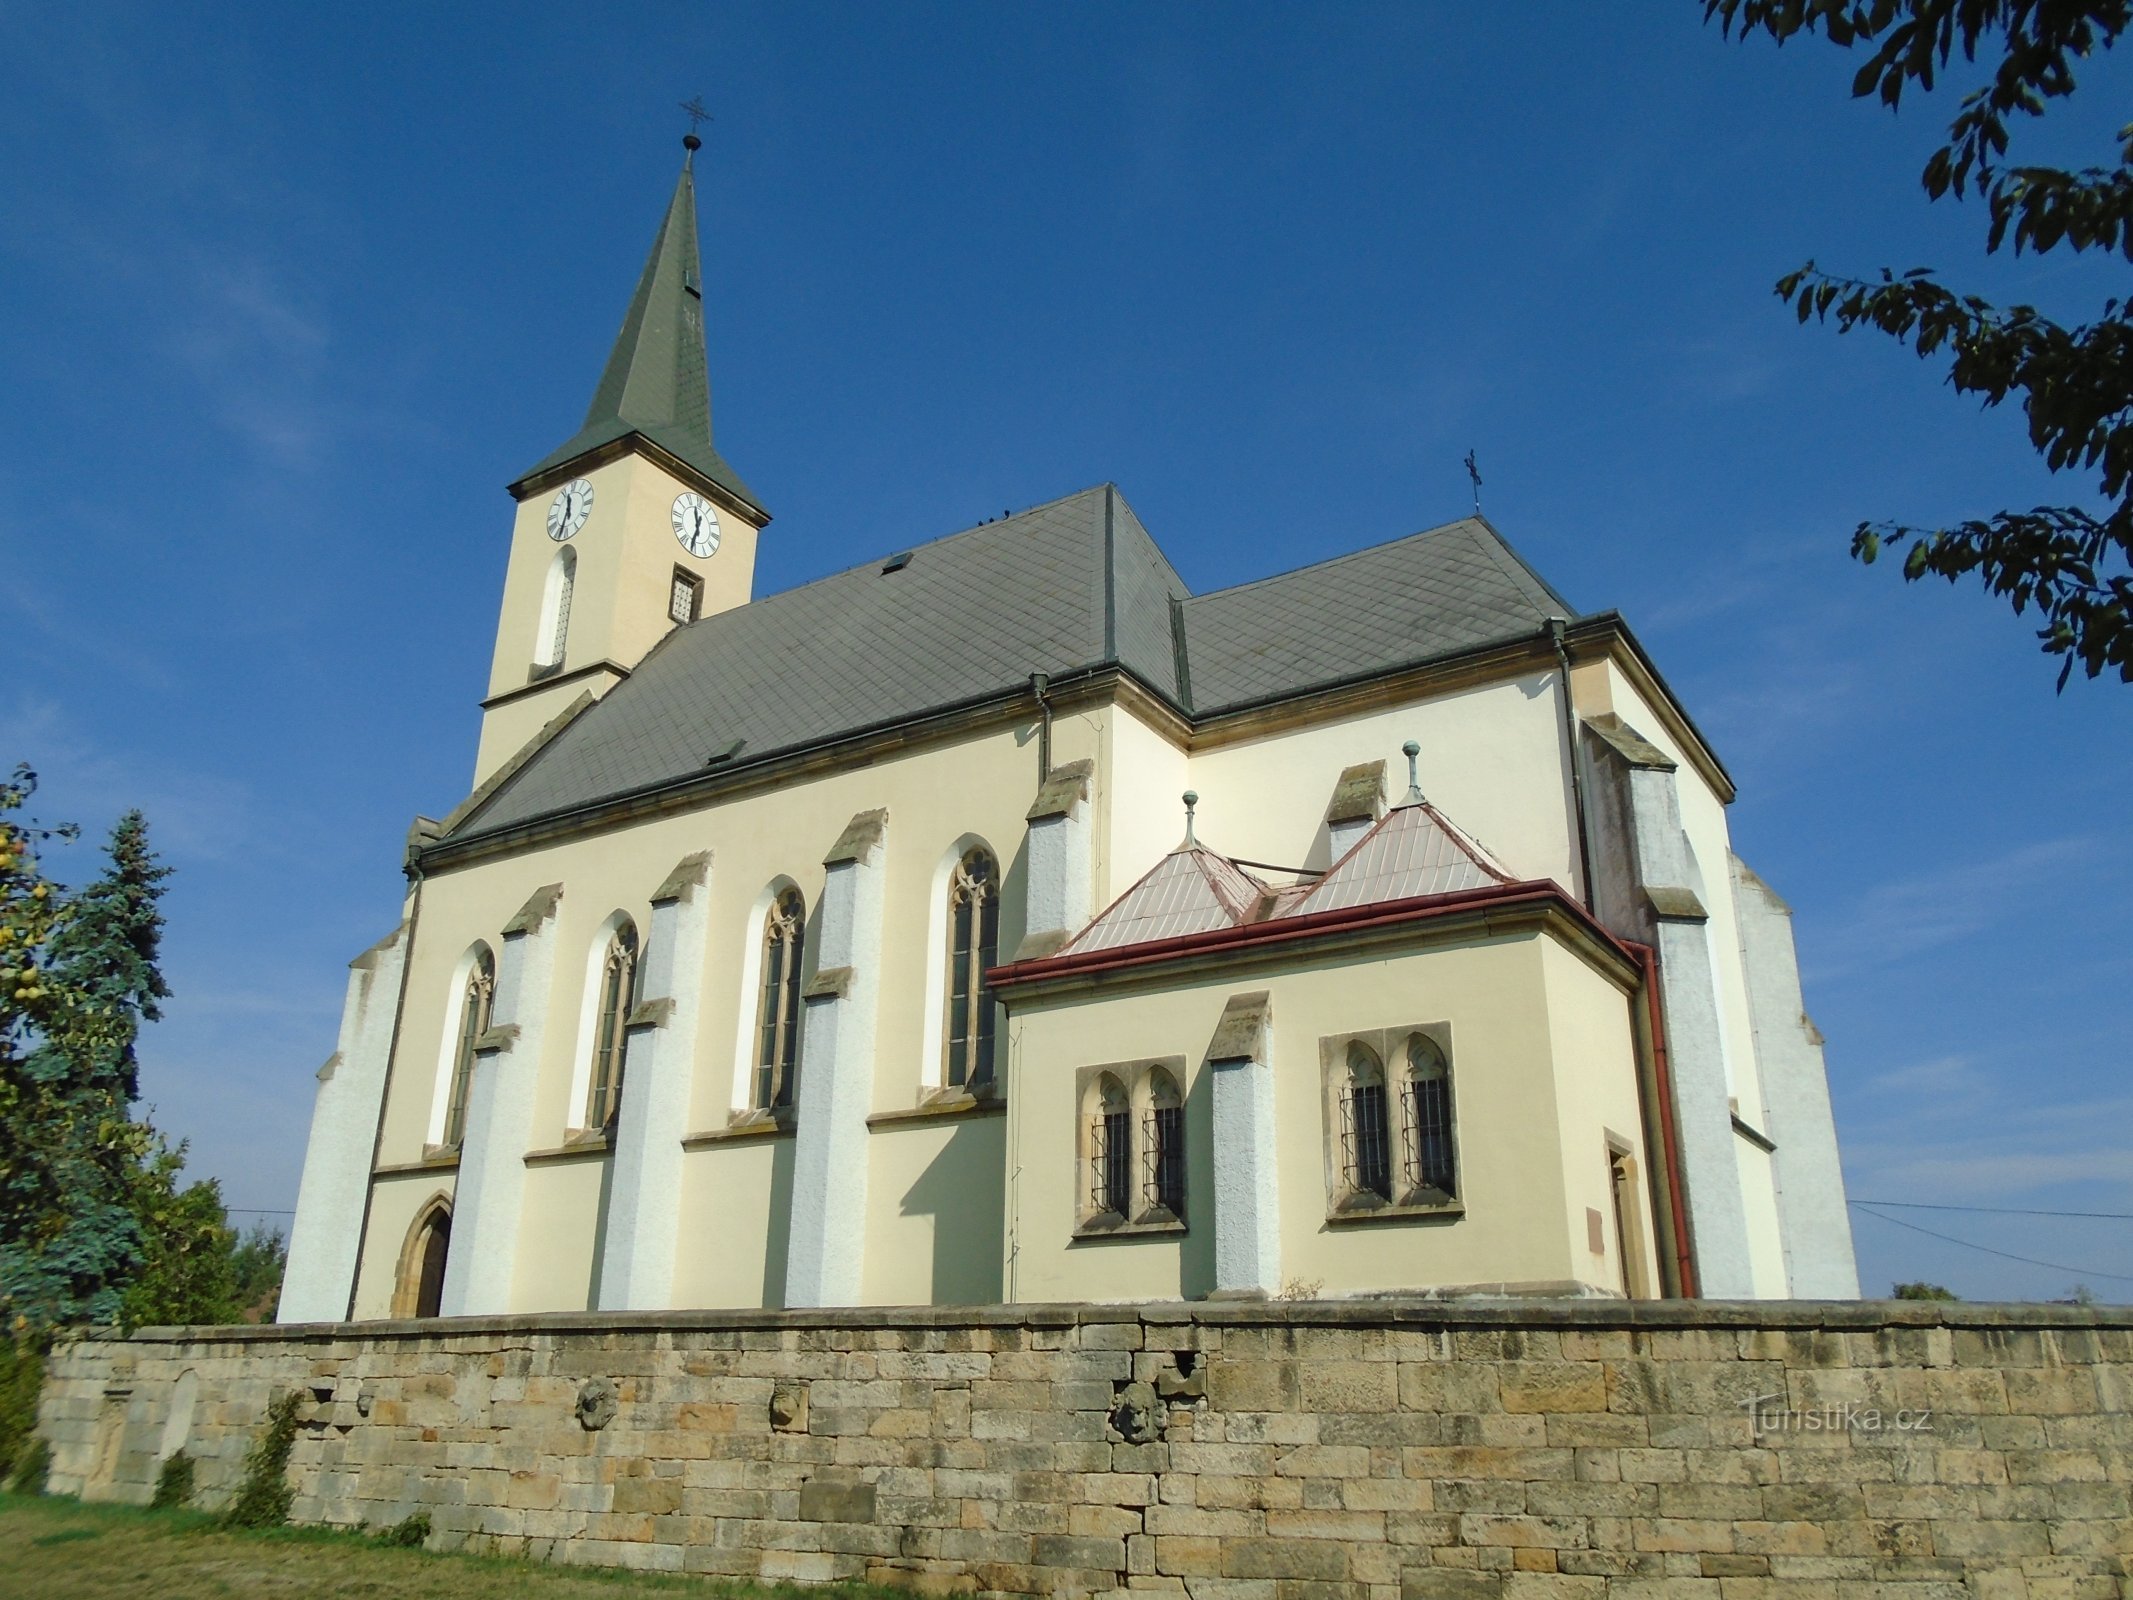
(224, 1389), (302, 1529)
(1707, 1), (2133, 686)
(1892, 1279), (1961, 1300)
(374, 1510), (431, 1547)
(120, 1146), (242, 1331)
(151, 1451), (196, 1510)
(7, 1434), (50, 1494)
(228, 1223), (289, 1321)
(0, 1333), (46, 1483)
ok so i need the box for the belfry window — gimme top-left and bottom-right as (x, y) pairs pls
(584, 920), (639, 1131)
(441, 947), (495, 1148)
(755, 888), (805, 1109)
(1342, 1041), (1393, 1202)
(945, 847), (1001, 1090)
(1144, 1068), (1185, 1219)
(669, 566), (703, 625)
(1401, 1033), (1457, 1200)
(538, 545), (576, 669)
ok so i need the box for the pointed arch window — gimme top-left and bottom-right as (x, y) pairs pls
(584, 919), (639, 1131)
(946, 847), (1001, 1090)
(538, 546), (576, 670)
(392, 1199), (452, 1319)
(1144, 1067), (1185, 1220)
(755, 887), (805, 1109)
(441, 947), (495, 1148)
(1089, 1073), (1133, 1219)
(1342, 1041), (1393, 1202)
(1401, 1033), (1456, 1200)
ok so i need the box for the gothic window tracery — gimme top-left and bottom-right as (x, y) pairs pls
(441, 947), (495, 1148)
(945, 847), (1001, 1090)
(584, 920), (639, 1132)
(755, 887), (805, 1110)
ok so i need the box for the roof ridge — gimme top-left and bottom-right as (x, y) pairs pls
(1181, 516), (1540, 610)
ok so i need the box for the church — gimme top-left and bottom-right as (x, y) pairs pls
(276, 140), (1858, 1326)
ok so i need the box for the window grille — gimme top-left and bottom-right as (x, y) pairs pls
(1400, 1035), (1455, 1198)
(1102, 1107), (1133, 1215)
(1342, 1041), (1393, 1200)
(1145, 1103), (1186, 1218)
(755, 889), (805, 1109)
(584, 921), (638, 1131)
(669, 567), (702, 625)
(441, 949), (494, 1147)
(945, 849), (1001, 1089)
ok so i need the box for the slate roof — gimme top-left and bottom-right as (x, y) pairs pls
(513, 157), (765, 518)
(447, 486), (1578, 846)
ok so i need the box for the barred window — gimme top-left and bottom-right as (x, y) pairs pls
(1343, 1041), (1393, 1201)
(1144, 1068), (1185, 1219)
(441, 947), (495, 1148)
(1090, 1074), (1132, 1217)
(584, 920), (639, 1131)
(755, 888), (805, 1109)
(1402, 1033), (1456, 1199)
(946, 847), (1001, 1089)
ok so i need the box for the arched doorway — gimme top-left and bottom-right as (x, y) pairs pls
(393, 1197), (452, 1318)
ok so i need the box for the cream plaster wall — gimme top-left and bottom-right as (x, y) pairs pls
(360, 710), (1100, 1317)
(513, 1155), (607, 1311)
(349, 1173), (455, 1322)
(670, 1138), (792, 1309)
(1005, 929), (1646, 1305)
(1537, 938), (1653, 1296)
(861, 1117), (1007, 1307)
(1735, 1134), (1791, 1298)
(1096, 705), (1190, 905)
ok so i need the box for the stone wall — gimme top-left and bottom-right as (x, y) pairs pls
(37, 1299), (2132, 1597)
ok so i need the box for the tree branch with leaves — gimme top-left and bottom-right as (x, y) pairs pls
(1707, 0), (2133, 685)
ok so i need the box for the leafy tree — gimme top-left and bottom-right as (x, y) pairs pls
(0, 807), (169, 1327)
(119, 1144), (242, 1329)
(1707, 0), (2133, 686)
(1892, 1279), (1961, 1299)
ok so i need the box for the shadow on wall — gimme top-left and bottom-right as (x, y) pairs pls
(1180, 1060), (1216, 1299)
(759, 1134), (796, 1309)
(584, 1156), (615, 1312)
(900, 1118), (1006, 1305)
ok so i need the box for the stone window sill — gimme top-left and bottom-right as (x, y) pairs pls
(684, 1109), (794, 1148)
(1072, 1207), (1187, 1242)
(375, 1149), (461, 1176)
(524, 1132), (611, 1165)
(1324, 1189), (1464, 1227)
(868, 1089), (1005, 1130)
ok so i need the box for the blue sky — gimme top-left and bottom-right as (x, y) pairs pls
(5, 3), (2127, 1302)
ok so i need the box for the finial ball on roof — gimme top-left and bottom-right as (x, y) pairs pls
(683, 133), (702, 152)
(1402, 740), (1420, 759)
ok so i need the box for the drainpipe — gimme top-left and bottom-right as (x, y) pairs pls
(1030, 671), (1052, 782)
(1546, 618), (1597, 911)
(1628, 940), (1699, 1299)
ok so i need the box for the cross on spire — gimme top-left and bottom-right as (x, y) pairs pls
(679, 96), (711, 160)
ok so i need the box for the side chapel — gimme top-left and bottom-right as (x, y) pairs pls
(277, 141), (1858, 1323)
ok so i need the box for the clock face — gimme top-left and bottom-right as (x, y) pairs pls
(672, 492), (721, 558)
(546, 478), (594, 540)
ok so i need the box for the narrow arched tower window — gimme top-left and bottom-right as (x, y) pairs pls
(1343, 1041), (1392, 1201)
(441, 947), (495, 1147)
(584, 919), (639, 1131)
(1145, 1067), (1185, 1219)
(538, 545), (576, 669)
(945, 847), (1001, 1089)
(755, 887), (806, 1109)
(1401, 1033), (1456, 1199)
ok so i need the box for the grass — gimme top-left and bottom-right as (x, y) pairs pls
(0, 1492), (906, 1600)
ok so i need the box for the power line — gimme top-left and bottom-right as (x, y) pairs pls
(224, 1208), (294, 1217)
(1850, 1202), (2133, 1285)
(1853, 1198), (2133, 1221)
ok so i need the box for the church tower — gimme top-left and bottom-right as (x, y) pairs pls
(474, 135), (769, 786)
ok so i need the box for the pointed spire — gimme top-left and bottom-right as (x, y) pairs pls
(513, 140), (765, 518)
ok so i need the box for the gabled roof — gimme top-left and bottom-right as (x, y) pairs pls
(441, 492), (1578, 850)
(514, 156), (764, 518)
(1290, 797), (1515, 917)
(1061, 846), (1270, 956)
(454, 485), (1186, 839)
(1178, 517), (1572, 713)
